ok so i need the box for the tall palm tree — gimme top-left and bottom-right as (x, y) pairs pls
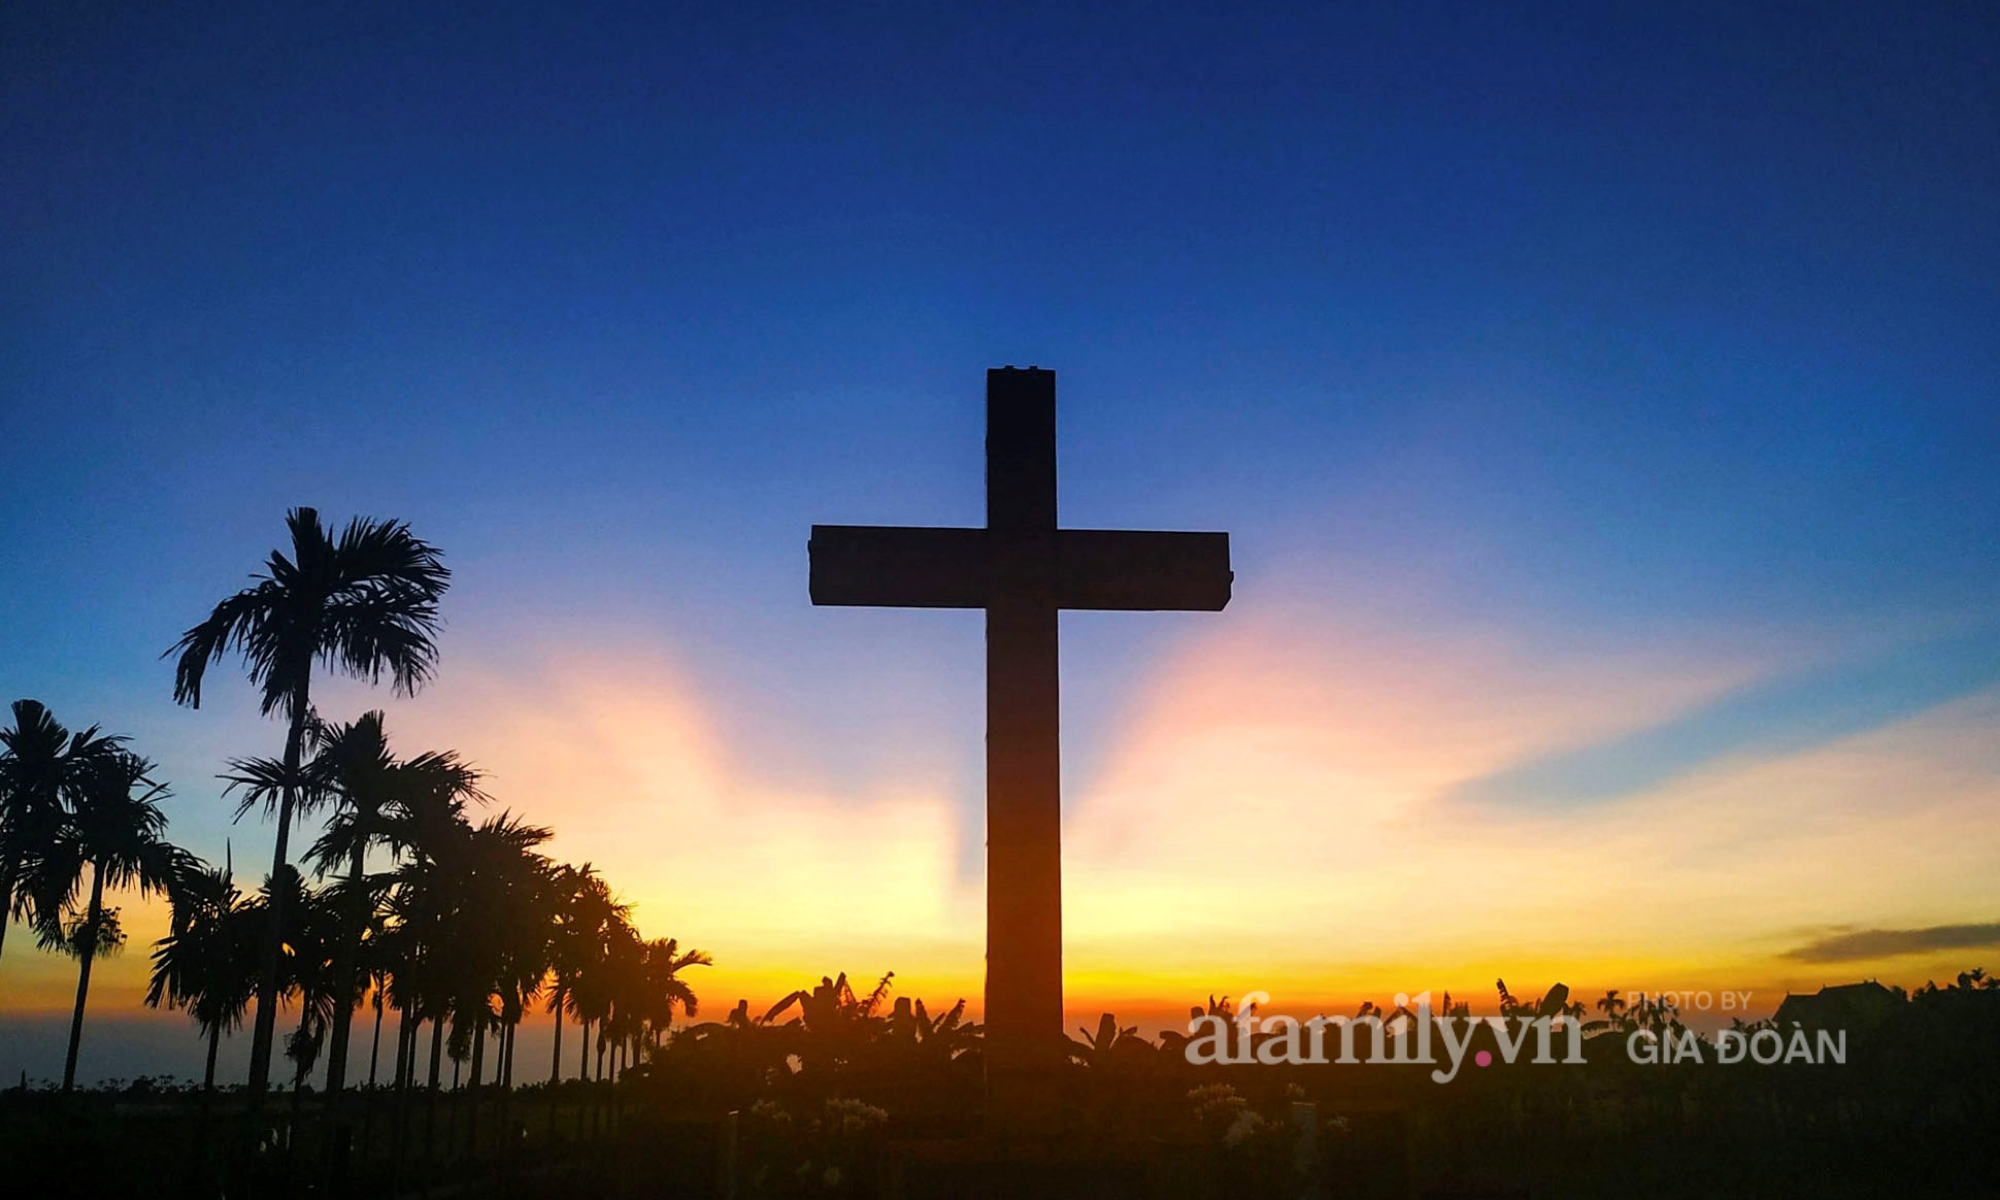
(40, 747), (184, 1090)
(385, 809), (552, 1155)
(378, 791), (504, 1157)
(169, 506), (449, 1093)
(545, 863), (620, 1086)
(552, 866), (629, 1084)
(487, 832), (556, 1097)
(259, 867), (342, 1098)
(302, 713), (484, 1109)
(571, 913), (639, 1083)
(147, 854), (259, 1092)
(455, 814), (553, 1077)
(0, 700), (124, 966)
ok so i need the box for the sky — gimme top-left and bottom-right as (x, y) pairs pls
(2, 1), (1998, 1084)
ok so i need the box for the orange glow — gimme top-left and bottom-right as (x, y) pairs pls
(9, 608), (1999, 1033)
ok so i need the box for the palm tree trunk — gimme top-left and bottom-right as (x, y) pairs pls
(399, 1003), (417, 1087)
(580, 1017), (591, 1081)
(288, 1052), (307, 1135)
(466, 1013), (485, 1156)
(495, 1022), (513, 1164)
(391, 1001), (415, 1169)
(549, 989), (564, 1084)
(322, 843), (369, 1100)
(548, 995), (564, 1138)
(247, 696), (310, 1096)
(361, 988), (385, 1159)
(318, 844), (369, 1173)
(368, 987), (385, 1086)
(204, 1022), (221, 1091)
(197, 1021), (220, 1170)
(424, 1013), (444, 1159)
(61, 863), (106, 1091)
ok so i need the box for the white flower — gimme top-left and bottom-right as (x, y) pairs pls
(1223, 1109), (1265, 1147)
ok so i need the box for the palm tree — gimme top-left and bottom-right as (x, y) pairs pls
(573, 917), (643, 1083)
(40, 747), (184, 1090)
(394, 810), (552, 1155)
(302, 711), (395, 1104)
(169, 506), (449, 1093)
(1589, 988), (1630, 1034)
(255, 865), (343, 1098)
(544, 863), (595, 1086)
(0, 700), (124, 966)
(302, 713), (484, 1111)
(380, 801), (547, 1157)
(636, 936), (712, 1052)
(488, 835), (557, 1096)
(552, 866), (629, 1084)
(147, 854), (259, 1092)
(380, 816), (464, 1157)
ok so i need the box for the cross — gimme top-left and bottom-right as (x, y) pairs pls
(809, 367), (1232, 1132)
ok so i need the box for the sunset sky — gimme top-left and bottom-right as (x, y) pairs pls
(3, 2), (1998, 1084)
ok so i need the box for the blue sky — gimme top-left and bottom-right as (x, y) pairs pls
(2, 0), (1998, 1081)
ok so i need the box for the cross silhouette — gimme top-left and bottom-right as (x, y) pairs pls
(809, 367), (1232, 1131)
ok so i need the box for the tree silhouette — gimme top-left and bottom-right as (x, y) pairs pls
(545, 862), (623, 1088)
(1070, 1012), (1149, 1070)
(1589, 988), (1631, 1033)
(564, 875), (637, 1084)
(147, 853), (259, 1092)
(374, 773), (486, 1155)
(249, 865), (343, 1101)
(169, 506), (449, 1094)
(296, 710), (484, 1150)
(39, 746), (183, 1090)
(0, 701), (126, 968)
(637, 936), (713, 1048)
(763, 971), (896, 1076)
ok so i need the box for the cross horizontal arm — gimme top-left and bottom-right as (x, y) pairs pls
(809, 525), (989, 608)
(811, 524), (1232, 612)
(1056, 529), (1232, 611)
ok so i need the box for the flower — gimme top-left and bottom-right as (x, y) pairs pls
(1223, 1109), (1266, 1148)
(824, 1097), (889, 1135)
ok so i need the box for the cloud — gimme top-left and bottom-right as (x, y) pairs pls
(359, 641), (988, 1006)
(1451, 623), (2000, 809)
(1783, 923), (2000, 964)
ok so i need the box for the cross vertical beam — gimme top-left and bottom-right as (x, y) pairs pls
(982, 370), (1064, 1121)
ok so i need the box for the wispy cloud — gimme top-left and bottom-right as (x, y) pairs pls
(1450, 624), (2000, 809)
(1784, 923), (2000, 964)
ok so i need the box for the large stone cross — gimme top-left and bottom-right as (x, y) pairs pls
(809, 367), (1232, 1129)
